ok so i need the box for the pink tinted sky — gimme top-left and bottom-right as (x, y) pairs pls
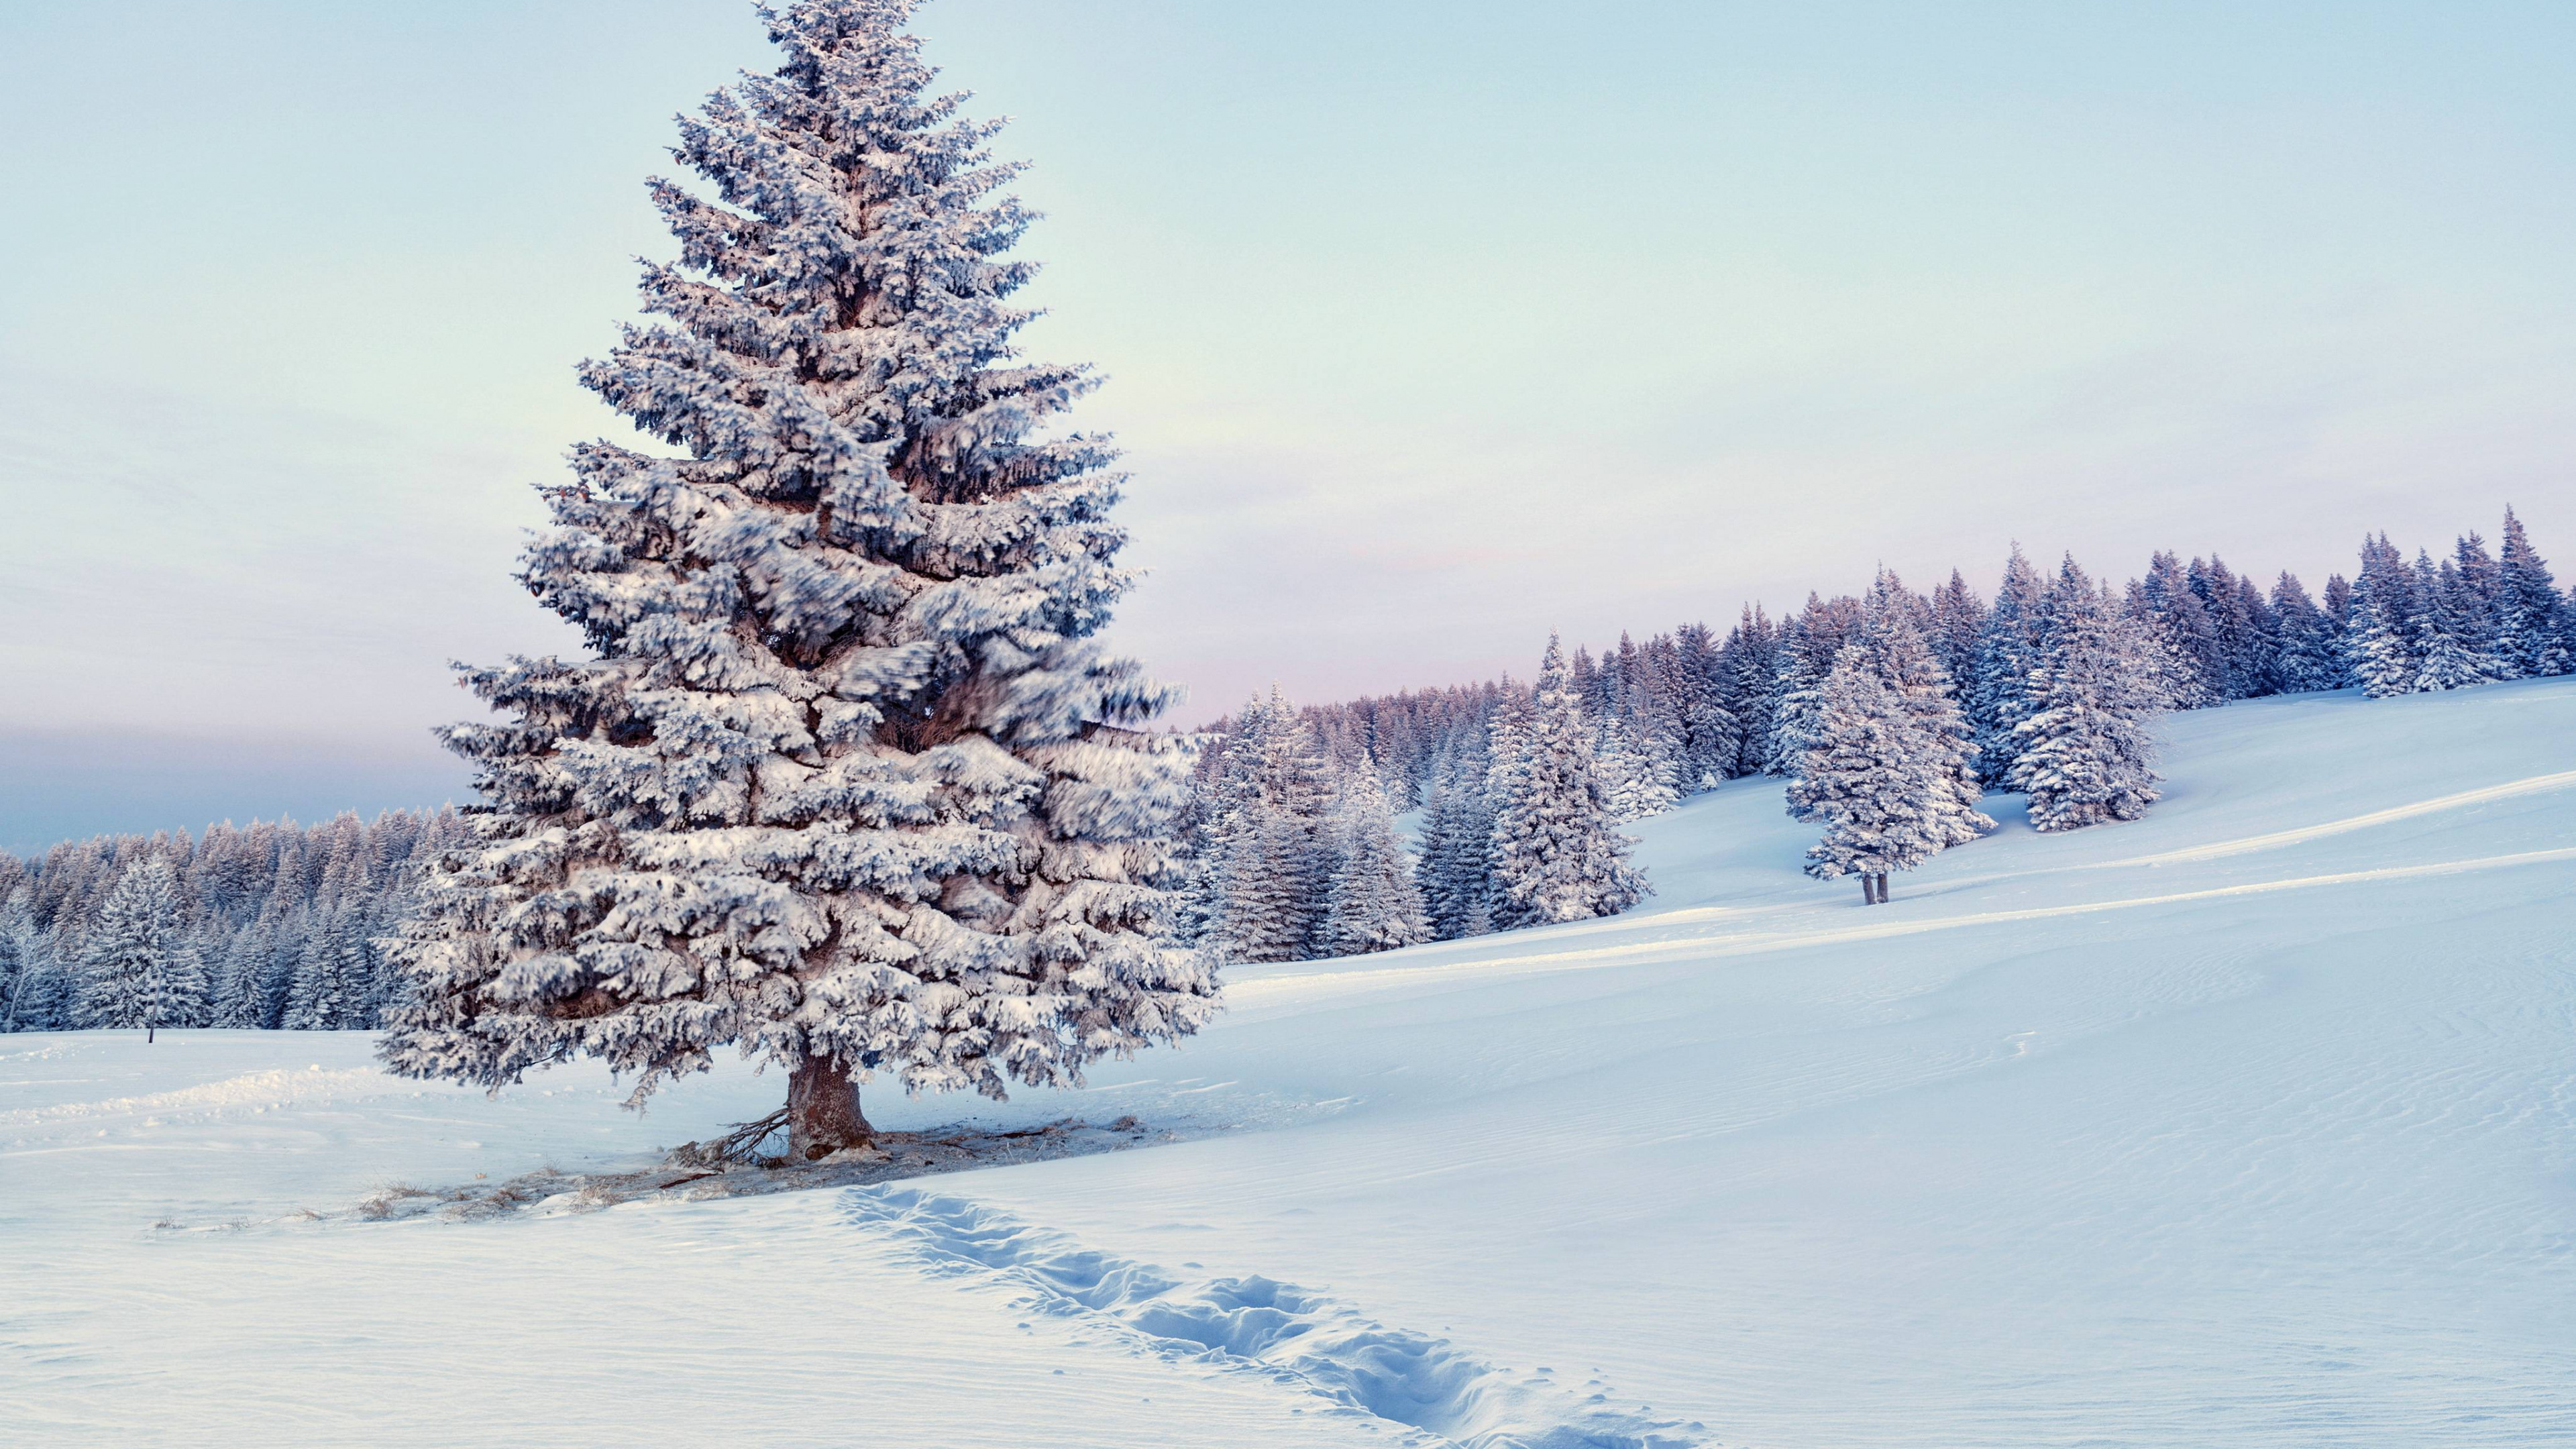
(3, 0), (2572, 848)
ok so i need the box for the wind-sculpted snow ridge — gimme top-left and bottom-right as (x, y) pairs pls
(847, 1186), (1707, 1449)
(2086, 767), (2576, 867)
(0, 1065), (402, 1129)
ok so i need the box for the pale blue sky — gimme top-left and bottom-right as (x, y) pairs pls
(3, 1), (2573, 851)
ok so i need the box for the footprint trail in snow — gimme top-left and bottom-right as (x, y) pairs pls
(846, 1185), (1706, 1449)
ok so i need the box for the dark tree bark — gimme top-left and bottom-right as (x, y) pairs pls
(1876, 872), (1892, 903)
(787, 1056), (874, 1159)
(1858, 875), (1874, 906)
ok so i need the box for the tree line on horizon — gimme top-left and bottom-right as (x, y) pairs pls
(0, 810), (470, 1036)
(1188, 506), (2570, 945)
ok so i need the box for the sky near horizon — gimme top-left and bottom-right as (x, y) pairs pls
(4, 0), (2573, 852)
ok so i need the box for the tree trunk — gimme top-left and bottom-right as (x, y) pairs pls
(1876, 872), (1893, 903)
(1858, 875), (1874, 906)
(787, 1057), (873, 1160)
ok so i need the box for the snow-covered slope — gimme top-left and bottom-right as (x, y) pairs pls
(7, 682), (2573, 1446)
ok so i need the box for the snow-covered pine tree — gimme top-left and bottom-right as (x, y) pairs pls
(1967, 544), (2046, 785)
(1591, 714), (1677, 822)
(2138, 551), (2221, 707)
(1672, 622), (1741, 790)
(1928, 569), (1986, 690)
(2187, 555), (2275, 700)
(1786, 631), (1992, 903)
(2412, 552), (2506, 693)
(1415, 733), (1499, 941)
(210, 916), (275, 1030)
(2229, 565), (2282, 698)
(1488, 637), (1647, 927)
(2496, 506), (2569, 678)
(1860, 569), (1986, 833)
(1768, 594), (1863, 779)
(379, 0), (1216, 1159)
(1719, 606), (1778, 778)
(76, 857), (208, 1040)
(2005, 558), (2165, 830)
(1198, 690), (1335, 963)
(1790, 579), (1994, 901)
(2345, 534), (2422, 698)
(1785, 645), (1904, 902)
(2453, 531), (2506, 661)
(2318, 572), (2357, 688)
(2268, 572), (2341, 694)
(1318, 764), (1430, 957)
(1764, 616), (1817, 779)
(0, 884), (50, 1033)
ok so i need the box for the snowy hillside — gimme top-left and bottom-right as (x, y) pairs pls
(7, 680), (2574, 1447)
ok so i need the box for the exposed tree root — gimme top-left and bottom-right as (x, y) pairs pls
(329, 1115), (1167, 1225)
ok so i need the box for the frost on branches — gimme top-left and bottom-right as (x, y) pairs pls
(1487, 637), (1648, 926)
(379, 0), (1216, 1159)
(1788, 588), (1993, 904)
(1318, 764), (1430, 957)
(2005, 558), (2167, 831)
(76, 858), (207, 1040)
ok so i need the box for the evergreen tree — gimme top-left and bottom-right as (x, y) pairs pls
(2138, 551), (2221, 706)
(2343, 534), (2421, 698)
(1721, 605), (1778, 778)
(378, 0), (1215, 1159)
(2268, 572), (2341, 694)
(2412, 553), (2506, 692)
(1591, 714), (1678, 822)
(1197, 690), (1336, 963)
(1788, 637), (1994, 904)
(1672, 622), (1741, 790)
(77, 858), (208, 1039)
(1764, 617), (1821, 779)
(1928, 569), (1986, 690)
(0, 885), (55, 1032)
(2319, 572), (2357, 688)
(2186, 555), (2275, 700)
(1968, 545), (2047, 784)
(1860, 569), (1987, 827)
(1488, 638), (1647, 926)
(1414, 722), (1502, 942)
(211, 918), (276, 1030)
(2496, 506), (2569, 678)
(2453, 531), (2506, 659)
(2006, 559), (2165, 830)
(1767, 595), (1862, 778)
(1318, 766), (1430, 957)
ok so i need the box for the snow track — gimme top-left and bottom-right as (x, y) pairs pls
(2089, 767), (2576, 867)
(846, 1186), (1703, 1449)
(1231, 844), (2576, 1006)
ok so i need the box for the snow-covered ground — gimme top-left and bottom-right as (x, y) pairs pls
(7, 681), (2573, 1446)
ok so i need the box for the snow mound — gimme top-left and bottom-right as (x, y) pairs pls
(0, 1065), (394, 1128)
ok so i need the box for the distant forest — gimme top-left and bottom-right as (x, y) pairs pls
(1, 811), (466, 1033)
(6, 508), (2568, 1029)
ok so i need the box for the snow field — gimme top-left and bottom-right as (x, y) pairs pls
(7, 678), (2575, 1446)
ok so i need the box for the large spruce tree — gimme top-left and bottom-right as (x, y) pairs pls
(380, 0), (1216, 1157)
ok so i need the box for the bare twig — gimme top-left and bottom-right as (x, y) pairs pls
(669, 1108), (790, 1167)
